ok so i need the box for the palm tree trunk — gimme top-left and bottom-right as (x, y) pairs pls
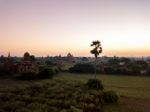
(94, 58), (97, 79)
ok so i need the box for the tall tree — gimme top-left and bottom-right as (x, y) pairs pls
(30, 55), (35, 62)
(90, 40), (102, 78)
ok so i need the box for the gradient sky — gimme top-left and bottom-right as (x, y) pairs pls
(0, 0), (150, 57)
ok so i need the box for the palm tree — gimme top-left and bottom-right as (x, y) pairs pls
(90, 40), (102, 78)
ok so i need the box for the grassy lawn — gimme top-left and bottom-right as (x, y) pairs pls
(0, 73), (150, 112)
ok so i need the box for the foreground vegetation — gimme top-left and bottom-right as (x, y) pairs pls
(57, 73), (150, 99)
(0, 73), (150, 112)
(57, 73), (150, 112)
(0, 74), (118, 112)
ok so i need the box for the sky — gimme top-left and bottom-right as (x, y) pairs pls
(0, 0), (150, 57)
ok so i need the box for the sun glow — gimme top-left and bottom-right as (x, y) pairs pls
(0, 0), (150, 57)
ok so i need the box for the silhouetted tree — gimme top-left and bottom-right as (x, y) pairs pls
(90, 40), (102, 78)
(30, 55), (35, 62)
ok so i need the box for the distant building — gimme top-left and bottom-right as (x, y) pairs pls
(52, 54), (63, 65)
(18, 52), (39, 73)
(67, 53), (75, 63)
(23, 52), (30, 61)
(18, 61), (39, 73)
(3, 53), (17, 73)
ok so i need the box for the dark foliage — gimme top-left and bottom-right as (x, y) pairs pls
(38, 68), (55, 79)
(146, 68), (150, 75)
(83, 105), (103, 112)
(102, 91), (119, 103)
(0, 80), (107, 112)
(0, 64), (13, 76)
(0, 65), (8, 75)
(69, 63), (95, 73)
(16, 67), (59, 80)
(16, 72), (37, 80)
(104, 66), (142, 75)
(86, 79), (104, 90)
(54, 68), (60, 74)
(45, 60), (54, 66)
(104, 67), (117, 74)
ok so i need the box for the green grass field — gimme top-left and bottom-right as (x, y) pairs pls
(0, 73), (150, 112)
(56, 73), (150, 99)
(55, 73), (150, 112)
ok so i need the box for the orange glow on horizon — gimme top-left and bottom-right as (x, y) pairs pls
(0, 0), (150, 57)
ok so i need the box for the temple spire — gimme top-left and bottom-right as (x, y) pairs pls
(8, 52), (10, 58)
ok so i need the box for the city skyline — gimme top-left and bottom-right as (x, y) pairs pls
(0, 0), (150, 57)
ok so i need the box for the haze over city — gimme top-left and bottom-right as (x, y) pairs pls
(0, 0), (150, 57)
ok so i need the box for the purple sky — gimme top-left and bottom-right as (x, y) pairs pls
(0, 0), (150, 57)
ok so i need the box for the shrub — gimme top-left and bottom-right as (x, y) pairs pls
(102, 91), (119, 103)
(54, 67), (60, 74)
(115, 67), (131, 75)
(0, 65), (6, 75)
(17, 72), (37, 80)
(146, 68), (150, 76)
(104, 67), (116, 74)
(69, 63), (94, 73)
(83, 103), (103, 112)
(38, 68), (55, 79)
(1, 101), (26, 112)
(104, 66), (136, 75)
(0, 65), (11, 76)
(86, 79), (104, 90)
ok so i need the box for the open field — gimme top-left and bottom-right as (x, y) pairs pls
(56, 73), (150, 99)
(0, 73), (150, 112)
(56, 73), (150, 112)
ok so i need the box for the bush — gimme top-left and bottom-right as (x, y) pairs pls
(0, 65), (11, 76)
(54, 68), (60, 74)
(1, 101), (26, 112)
(115, 67), (132, 75)
(16, 68), (57, 80)
(69, 63), (94, 73)
(17, 72), (37, 80)
(83, 103), (103, 112)
(104, 67), (116, 74)
(38, 68), (55, 79)
(146, 68), (150, 76)
(102, 91), (119, 103)
(86, 79), (104, 90)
